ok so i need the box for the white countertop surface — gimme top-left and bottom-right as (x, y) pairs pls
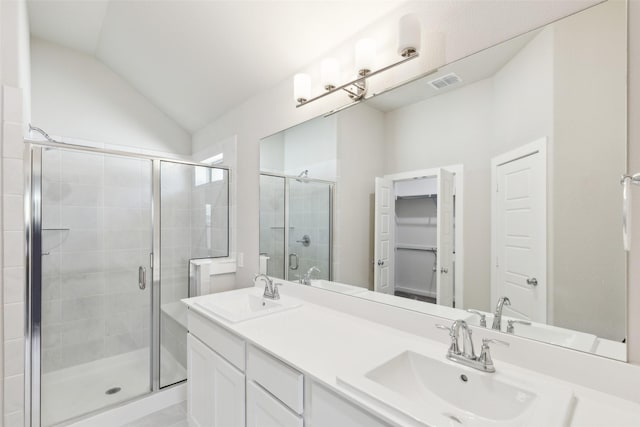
(183, 285), (640, 426)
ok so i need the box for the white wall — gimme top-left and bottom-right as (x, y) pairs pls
(30, 37), (191, 156)
(334, 104), (386, 288)
(552, 1), (627, 340)
(385, 79), (495, 310)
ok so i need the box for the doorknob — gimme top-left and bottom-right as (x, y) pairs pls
(526, 277), (538, 286)
(377, 260), (384, 266)
(440, 267), (449, 274)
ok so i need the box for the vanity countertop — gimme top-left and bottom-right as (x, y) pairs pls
(182, 285), (640, 426)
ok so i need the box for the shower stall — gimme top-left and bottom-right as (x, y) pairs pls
(259, 173), (333, 282)
(25, 141), (230, 426)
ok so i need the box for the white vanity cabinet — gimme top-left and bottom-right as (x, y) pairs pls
(186, 334), (246, 427)
(186, 308), (389, 427)
(246, 345), (304, 427)
(186, 311), (247, 427)
(308, 381), (392, 427)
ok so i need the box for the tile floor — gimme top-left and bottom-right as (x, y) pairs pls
(123, 402), (187, 427)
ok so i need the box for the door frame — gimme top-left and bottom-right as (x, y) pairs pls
(383, 164), (464, 308)
(490, 137), (547, 320)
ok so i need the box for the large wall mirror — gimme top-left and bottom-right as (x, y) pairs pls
(260, 1), (627, 360)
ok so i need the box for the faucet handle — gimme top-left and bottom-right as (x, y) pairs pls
(506, 320), (531, 334)
(478, 338), (509, 373)
(466, 309), (487, 327)
(436, 324), (460, 355)
(272, 283), (281, 299)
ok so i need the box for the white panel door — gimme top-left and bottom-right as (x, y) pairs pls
(493, 146), (546, 322)
(436, 169), (455, 307)
(246, 381), (303, 427)
(374, 177), (395, 294)
(187, 334), (246, 427)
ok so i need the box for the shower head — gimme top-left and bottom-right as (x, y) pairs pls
(295, 170), (309, 183)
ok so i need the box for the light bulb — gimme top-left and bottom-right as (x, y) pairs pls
(398, 14), (421, 57)
(293, 73), (311, 103)
(355, 38), (376, 76)
(321, 58), (340, 91)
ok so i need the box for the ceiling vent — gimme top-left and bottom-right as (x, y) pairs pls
(428, 73), (462, 90)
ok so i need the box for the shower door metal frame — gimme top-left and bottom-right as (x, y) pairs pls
(24, 139), (230, 427)
(260, 172), (334, 282)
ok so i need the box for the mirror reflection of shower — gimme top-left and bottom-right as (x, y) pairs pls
(259, 173), (333, 283)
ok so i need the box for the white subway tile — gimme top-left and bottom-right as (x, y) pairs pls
(2, 122), (25, 159)
(3, 194), (24, 231)
(4, 302), (25, 340)
(3, 158), (24, 195)
(4, 410), (24, 427)
(3, 267), (24, 304)
(3, 231), (24, 267)
(2, 86), (23, 123)
(4, 374), (24, 414)
(4, 338), (24, 377)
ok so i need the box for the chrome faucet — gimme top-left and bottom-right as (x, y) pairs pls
(254, 274), (280, 300)
(300, 266), (320, 286)
(437, 320), (509, 373)
(491, 296), (511, 330)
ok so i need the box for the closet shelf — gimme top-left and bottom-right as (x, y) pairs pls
(396, 244), (437, 252)
(396, 194), (437, 200)
(395, 218), (435, 226)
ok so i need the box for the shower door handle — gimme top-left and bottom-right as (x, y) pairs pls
(138, 266), (147, 290)
(289, 253), (299, 271)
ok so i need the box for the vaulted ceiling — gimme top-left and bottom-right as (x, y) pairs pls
(27, 0), (405, 133)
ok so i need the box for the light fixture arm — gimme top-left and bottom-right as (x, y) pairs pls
(296, 52), (419, 108)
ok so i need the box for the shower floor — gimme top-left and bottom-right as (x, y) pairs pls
(42, 348), (185, 427)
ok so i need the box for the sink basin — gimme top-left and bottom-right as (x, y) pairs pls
(339, 350), (573, 426)
(192, 288), (301, 323)
(466, 313), (597, 353)
(309, 280), (368, 295)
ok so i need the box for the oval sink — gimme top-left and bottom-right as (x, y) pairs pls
(192, 288), (301, 323)
(338, 350), (573, 426)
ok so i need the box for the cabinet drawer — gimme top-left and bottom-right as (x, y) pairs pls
(187, 309), (245, 371)
(247, 345), (304, 415)
(247, 381), (303, 427)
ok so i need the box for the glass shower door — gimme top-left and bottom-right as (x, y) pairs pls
(287, 179), (331, 282)
(39, 147), (153, 426)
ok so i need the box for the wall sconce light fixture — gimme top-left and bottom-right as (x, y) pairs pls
(294, 14), (422, 107)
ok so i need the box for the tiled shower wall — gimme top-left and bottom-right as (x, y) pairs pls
(259, 175), (285, 278)
(288, 182), (330, 281)
(160, 162), (228, 386)
(259, 175), (330, 282)
(3, 86), (27, 427)
(160, 162), (229, 305)
(40, 149), (153, 372)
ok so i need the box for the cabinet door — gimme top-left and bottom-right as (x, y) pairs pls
(187, 334), (245, 427)
(309, 382), (391, 427)
(247, 381), (303, 427)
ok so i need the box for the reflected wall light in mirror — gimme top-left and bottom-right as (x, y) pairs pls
(294, 14), (422, 107)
